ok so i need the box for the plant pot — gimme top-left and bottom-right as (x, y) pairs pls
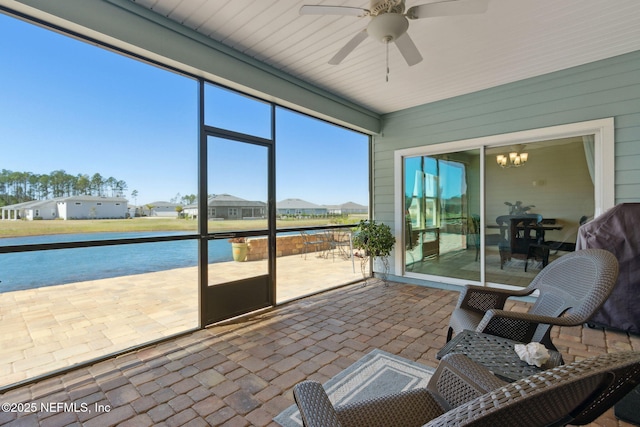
(231, 242), (248, 262)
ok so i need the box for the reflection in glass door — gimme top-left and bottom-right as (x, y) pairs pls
(204, 136), (272, 324)
(403, 150), (480, 281)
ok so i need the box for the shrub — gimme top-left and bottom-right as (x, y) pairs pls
(352, 220), (395, 257)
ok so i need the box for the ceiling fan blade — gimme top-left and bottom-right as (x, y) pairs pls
(328, 29), (368, 65)
(394, 33), (423, 66)
(407, 0), (489, 19)
(299, 5), (369, 17)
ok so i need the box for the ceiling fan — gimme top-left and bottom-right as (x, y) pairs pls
(300, 0), (489, 67)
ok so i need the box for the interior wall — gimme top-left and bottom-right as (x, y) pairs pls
(377, 49), (640, 282)
(486, 141), (594, 243)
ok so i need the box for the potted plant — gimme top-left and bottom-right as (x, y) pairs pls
(229, 237), (249, 262)
(352, 220), (396, 284)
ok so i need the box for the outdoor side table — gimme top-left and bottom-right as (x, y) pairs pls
(436, 330), (564, 382)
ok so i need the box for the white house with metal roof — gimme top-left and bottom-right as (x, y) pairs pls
(1, 196), (128, 220)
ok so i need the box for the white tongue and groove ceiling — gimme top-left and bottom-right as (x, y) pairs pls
(131, 0), (640, 115)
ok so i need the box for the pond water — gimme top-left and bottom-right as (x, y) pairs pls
(0, 232), (232, 293)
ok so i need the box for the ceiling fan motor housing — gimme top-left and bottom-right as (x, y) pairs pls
(369, 0), (405, 15)
(367, 13), (409, 42)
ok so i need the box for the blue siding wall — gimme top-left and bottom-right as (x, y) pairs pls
(374, 50), (640, 278)
(374, 52), (640, 217)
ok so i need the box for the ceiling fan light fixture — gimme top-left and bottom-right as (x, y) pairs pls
(367, 13), (409, 43)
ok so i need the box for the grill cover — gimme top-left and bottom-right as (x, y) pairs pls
(576, 203), (640, 334)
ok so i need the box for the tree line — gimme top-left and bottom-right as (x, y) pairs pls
(0, 169), (128, 207)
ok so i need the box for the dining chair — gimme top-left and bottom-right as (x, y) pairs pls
(498, 214), (543, 269)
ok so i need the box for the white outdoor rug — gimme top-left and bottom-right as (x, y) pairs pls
(274, 348), (435, 427)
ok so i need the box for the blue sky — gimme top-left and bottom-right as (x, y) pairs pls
(0, 13), (369, 206)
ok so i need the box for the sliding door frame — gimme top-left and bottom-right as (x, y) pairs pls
(393, 118), (615, 286)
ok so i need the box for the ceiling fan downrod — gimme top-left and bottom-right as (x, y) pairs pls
(385, 38), (390, 82)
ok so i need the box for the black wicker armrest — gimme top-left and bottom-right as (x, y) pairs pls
(456, 284), (533, 313)
(427, 353), (508, 410)
(293, 381), (342, 427)
(477, 309), (586, 343)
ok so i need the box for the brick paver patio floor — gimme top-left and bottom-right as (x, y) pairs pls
(0, 252), (363, 388)
(1, 280), (638, 426)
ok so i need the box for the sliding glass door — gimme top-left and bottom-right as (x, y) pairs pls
(397, 119), (613, 287)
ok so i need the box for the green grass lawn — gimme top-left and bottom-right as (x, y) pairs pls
(0, 216), (366, 238)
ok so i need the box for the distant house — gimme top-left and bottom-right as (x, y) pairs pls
(276, 198), (327, 216)
(1, 196), (128, 220)
(0, 199), (58, 221)
(146, 201), (182, 218)
(182, 194), (266, 220)
(181, 204), (197, 219)
(324, 201), (368, 215)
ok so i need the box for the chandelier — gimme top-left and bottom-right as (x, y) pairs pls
(496, 148), (528, 168)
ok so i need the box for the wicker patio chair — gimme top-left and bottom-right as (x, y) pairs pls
(293, 351), (640, 427)
(446, 248), (619, 351)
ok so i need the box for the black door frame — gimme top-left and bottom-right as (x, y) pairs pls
(198, 81), (277, 326)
